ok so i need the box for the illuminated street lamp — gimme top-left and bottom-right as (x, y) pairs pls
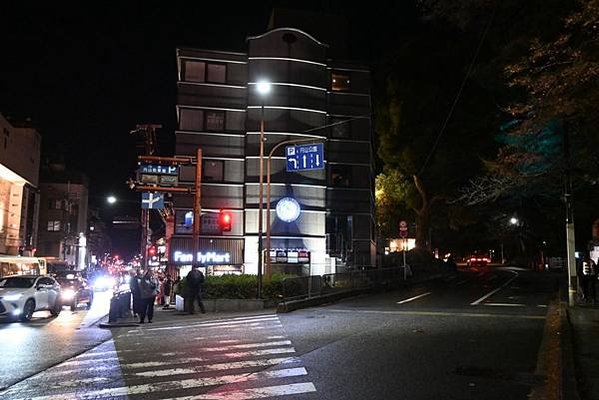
(107, 195), (117, 205)
(256, 80), (271, 298)
(510, 217), (519, 225)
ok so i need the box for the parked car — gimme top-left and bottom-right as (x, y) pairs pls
(0, 275), (62, 321)
(54, 272), (94, 311)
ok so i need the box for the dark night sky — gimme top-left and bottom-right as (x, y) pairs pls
(0, 2), (416, 257)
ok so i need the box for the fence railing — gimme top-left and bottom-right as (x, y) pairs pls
(281, 265), (412, 302)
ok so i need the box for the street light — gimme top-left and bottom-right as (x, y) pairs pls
(510, 217), (519, 225)
(256, 80), (271, 298)
(107, 195), (117, 205)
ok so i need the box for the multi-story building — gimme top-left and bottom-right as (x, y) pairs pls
(171, 23), (376, 276)
(37, 164), (89, 268)
(0, 113), (41, 255)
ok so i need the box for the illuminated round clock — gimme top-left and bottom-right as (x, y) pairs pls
(276, 197), (301, 223)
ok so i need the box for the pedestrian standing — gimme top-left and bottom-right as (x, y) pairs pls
(582, 255), (598, 305)
(129, 269), (142, 318)
(139, 269), (159, 323)
(185, 265), (206, 314)
(162, 274), (173, 309)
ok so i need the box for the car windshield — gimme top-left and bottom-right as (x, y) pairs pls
(56, 278), (79, 286)
(0, 277), (36, 288)
(55, 271), (80, 279)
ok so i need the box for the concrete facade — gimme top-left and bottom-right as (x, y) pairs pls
(0, 113), (41, 255)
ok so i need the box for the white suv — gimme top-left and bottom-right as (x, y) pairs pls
(0, 275), (62, 321)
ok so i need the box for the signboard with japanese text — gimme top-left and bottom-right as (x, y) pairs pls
(286, 143), (324, 172)
(139, 164), (179, 176)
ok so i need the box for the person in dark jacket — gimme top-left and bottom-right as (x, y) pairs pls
(162, 274), (173, 309)
(139, 269), (159, 323)
(129, 269), (142, 318)
(185, 265), (206, 314)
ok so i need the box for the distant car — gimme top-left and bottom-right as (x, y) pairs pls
(466, 255), (490, 267)
(55, 272), (94, 311)
(0, 275), (62, 321)
(91, 274), (117, 291)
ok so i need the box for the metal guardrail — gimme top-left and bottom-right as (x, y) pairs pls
(108, 288), (132, 323)
(281, 265), (411, 301)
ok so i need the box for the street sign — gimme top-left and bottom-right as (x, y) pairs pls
(286, 143), (324, 172)
(399, 220), (408, 238)
(140, 164), (179, 176)
(141, 192), (165, 209)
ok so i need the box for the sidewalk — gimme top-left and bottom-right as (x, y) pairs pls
(568, 303), (599, 400)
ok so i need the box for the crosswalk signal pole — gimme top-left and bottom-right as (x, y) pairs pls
(193, 148), (203, 271)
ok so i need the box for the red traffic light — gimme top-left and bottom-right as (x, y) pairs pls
(219, 210), (232, 232)
(148, 245), (157, 256)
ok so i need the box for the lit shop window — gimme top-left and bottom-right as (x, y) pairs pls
(331, 72), (351, 91)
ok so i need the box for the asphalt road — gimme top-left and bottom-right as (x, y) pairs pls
(0, 267), (561, 399)
(0, 290), (113, 390)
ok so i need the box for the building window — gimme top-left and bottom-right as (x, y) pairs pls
(183, 60), (206, 82)
(331, 117), (350, 138)
(331, 72), (351, 91)
(205, 111), (225, 131)
(179, 108), (204, 131)
(47, 221), (61, 232)
(330, 165), (352, 187)
(207, 64), (226, 83)
(183, 60), (227, 84)
(203, 160), (224, 182)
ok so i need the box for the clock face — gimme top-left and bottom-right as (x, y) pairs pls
(276, 197), (301, 223)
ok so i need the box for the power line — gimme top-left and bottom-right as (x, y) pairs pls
(418, 6), (496, 177)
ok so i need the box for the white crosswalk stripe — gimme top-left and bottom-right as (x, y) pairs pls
(0, 314), (317, 400)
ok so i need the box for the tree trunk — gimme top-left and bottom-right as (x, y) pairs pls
(412, 175), (429, 250)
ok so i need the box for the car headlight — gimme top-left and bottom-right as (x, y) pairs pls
(3, 294), (23, 301)
(62, 289), (76, 300)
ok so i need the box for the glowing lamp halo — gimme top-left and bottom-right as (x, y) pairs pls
(275, 197), (301, 223)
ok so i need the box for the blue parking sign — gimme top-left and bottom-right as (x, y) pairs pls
(286, 143), (325, 172)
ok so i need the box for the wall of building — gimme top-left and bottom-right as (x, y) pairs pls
(0, 113), (41, 255)
(172, 27), (376, 276)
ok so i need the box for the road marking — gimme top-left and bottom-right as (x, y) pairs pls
(12, 368), (309, 400)
(484, 303), (526, 307)
(470, 271), (519, 306)
(146, 316), (279, 331)
(326, 308), (545, 320)
(537, 304), (548, 308)
(163, 382), (318, 400)
(397, 292), (431, 304)
(202, 340), (292, 352)
(135, 356), (299, 377)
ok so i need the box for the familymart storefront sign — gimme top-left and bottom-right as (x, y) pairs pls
(169, 237), (244, 266)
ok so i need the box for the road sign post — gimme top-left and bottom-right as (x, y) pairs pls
(286, 143), (325, 172)
(399, 220), (408, 279)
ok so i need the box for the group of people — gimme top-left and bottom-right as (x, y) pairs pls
(128, 265), (206, 323)
(578, 254), (598, 305)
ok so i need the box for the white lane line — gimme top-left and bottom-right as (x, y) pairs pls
(537, 304), (548, 308)
(203, 340), (292, 352)
(135, 356), (299, 377)
(266, 335), (286, 339)
(15, 367), (309, 400)
(59, 346), (296, 369)
(147, 316), (279, 331)
(124, 347), (297, 369)
(326, 308), (546, 320)
(396, 292), (431, 304)
(484, 303), (526, 307)
(164, 382), (318, 400)
(470, 271), (519, 306)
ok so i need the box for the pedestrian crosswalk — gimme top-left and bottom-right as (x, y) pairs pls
(0, 314), (318, 400)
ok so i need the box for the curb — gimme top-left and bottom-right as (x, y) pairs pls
(98, 322), (140, 329)
(561, 303), (581, 400)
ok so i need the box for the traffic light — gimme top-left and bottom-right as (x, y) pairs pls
(148, 245), (157, 256)
(218, 210), (232, 232)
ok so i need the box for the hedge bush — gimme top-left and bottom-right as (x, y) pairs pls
(177, 273), (296, 299)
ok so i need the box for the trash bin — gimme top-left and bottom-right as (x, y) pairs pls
(175, 294), (185, 312)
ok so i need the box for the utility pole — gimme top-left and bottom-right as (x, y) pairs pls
(130, 124), (162, 270)
(563, 127), (577, 306)
(192, 148), (202, 269)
